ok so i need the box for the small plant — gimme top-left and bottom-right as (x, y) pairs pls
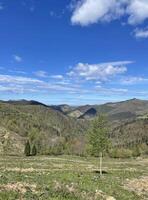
(24, 140), (31, 156)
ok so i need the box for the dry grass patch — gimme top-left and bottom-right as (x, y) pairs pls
(0, 182), (37, 194)
(53, 180), (116, 200)
(124, 176), (148, 198)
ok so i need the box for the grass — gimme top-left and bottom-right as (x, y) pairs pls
(0, 155), (147, 200)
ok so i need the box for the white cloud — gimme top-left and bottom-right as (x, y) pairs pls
(67, 61), (132, 81)
(71, 0), (148, 27)
(50, 75), (64, 79)
(0, 85), (38, 93)
(0, 74), (43, 84)
(110, 88), (128, 93)
(127, 0), (148, 25)
(37, 83), (81, 93)
(121, 76), (148, 85)
(71, 0), (125, 26)
(94, 86), (128, 95)
(0, 74), (80, 94)
(134, 27), (148, 38)
(0, 60), (145, 99)
(0, 74), (44, 94)
(34, 70), (48, 78)
(13, 55), (23, 62)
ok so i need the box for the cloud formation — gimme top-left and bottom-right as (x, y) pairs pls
(127, 0), (148, 25)
(71, 0), (148, 27)
(134, 27), (148, 38)
(13, 55), (23, 62)
(0, 60), (145, 101)
(0, 74), (43, 84)
(68, 61), (132, 81)
(50, 75), (64, 79)
(34, 70), (48, 78)
(71, 0), (125, 26)
(0, 74), (80, 94)
(121, 76), (148, 85)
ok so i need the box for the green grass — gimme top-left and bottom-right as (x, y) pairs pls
(0, 155), (147, 200)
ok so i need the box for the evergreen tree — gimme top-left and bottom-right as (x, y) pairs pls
(87, 115), (109, 176)
(32, 144), (37, 156)
(24, 140), (31, 156)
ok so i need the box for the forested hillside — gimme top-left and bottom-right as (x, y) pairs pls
(0, 101), (87, 155)
(0, 99), (148, 156)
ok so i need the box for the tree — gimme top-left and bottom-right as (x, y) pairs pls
(87, 115), (109, 176)
(32, 144), (37, 156)
(24, 140), (31, 156)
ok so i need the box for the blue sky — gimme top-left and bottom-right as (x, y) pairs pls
(0, 0), (148, 105)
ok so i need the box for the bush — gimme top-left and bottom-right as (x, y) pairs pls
(47, 144), (65, 156)
(139, 143), (148, 155)
(132, 146), (141, 157)
(24, 141), (31, 156)
(109, 148), (133, 158)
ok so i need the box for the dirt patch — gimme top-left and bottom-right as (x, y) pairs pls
(95, 190), (116, 200)
(124, 176), (148, 198)
(0, 182), (37, 194)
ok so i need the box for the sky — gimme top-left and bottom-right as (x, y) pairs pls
(0, 0), (148, 105)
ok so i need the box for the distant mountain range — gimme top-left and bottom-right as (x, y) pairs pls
(66, 98), (148, 120)
(0, 98), (148, 155)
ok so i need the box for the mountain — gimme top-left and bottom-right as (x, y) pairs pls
(68, 98), (148, 122)
(50, 104), (74, 114)
(111, 118), (148, 147)
(0, 99), (148, 156)
(79, 108), (97, 119)
(0, 100), (87, 155)
(0, 99), (48, 107)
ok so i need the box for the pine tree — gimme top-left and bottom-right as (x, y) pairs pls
(87, 115), (109, 176)
(24, 140), (31, 156)
(32, 145), (37, 156)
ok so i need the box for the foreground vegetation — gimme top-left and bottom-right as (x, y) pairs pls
(0, 155), (147, 200)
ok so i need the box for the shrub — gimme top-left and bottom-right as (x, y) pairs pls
(24, 141), (31, 156)
(139, 143), (148, 155)
(132, 146), (141, 157)
(109, 148), (133, 158)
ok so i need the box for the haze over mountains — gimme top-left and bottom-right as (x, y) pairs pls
(0, 98), (148, 155)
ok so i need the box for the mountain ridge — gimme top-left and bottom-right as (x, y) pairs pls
(0, 98), (148, 155)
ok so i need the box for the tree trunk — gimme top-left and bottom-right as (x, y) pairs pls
(100, 152), (102, 176)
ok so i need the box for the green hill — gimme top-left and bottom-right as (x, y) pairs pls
(0, 101), (87, 155)
(0, 99), (148, 156)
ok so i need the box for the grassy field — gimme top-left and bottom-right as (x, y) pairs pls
(0, 155), (148, 200)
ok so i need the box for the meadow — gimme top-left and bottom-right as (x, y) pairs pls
(0, 155), (147, 200)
